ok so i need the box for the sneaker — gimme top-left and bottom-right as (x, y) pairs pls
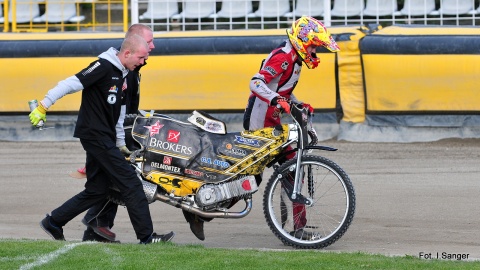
(82, 228), (120, 243)
(289, 228), (321, 241)
(40, 214), (65, 241)
(140, 231), (175, 244)
(81, 218), (116, 241)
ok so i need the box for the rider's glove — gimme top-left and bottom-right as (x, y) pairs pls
(302, 103), (314, 115)
(29, 102), (47, 126)
(271, 96), (291, 114)
(118, 145), (132, 156)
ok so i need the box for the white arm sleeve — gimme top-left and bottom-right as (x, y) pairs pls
(116, 105), (127, 147)
(249, 74), (278, 104)
(40, 75), (83, 109)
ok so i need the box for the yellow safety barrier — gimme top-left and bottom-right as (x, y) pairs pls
(0, 29), (347, 113)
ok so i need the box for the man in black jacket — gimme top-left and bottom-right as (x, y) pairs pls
(30, 33), (174, 244)
(80, 24), (156, 243)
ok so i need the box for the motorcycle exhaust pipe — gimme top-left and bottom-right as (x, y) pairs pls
(152, 192), (253, 219)
(140, 178), (253, 219)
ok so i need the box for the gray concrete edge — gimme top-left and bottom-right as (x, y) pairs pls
(3, 114), (480, 143)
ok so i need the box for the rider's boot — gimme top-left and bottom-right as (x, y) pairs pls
(182, 210), (205, 241)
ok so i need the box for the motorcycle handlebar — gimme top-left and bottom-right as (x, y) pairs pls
(276, 101), (314, 117)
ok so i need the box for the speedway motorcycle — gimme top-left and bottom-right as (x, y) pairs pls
(111, 103), (355, 249)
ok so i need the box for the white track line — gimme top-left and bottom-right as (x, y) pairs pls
(19, 242), (97, 270)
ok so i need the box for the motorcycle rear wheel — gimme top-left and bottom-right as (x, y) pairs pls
(263, 155), (355, 249)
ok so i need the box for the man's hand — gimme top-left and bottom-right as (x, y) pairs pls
(29, 103), (47, 126)
(119, 145), (132, 156)
(302, 103), (314, 115)
(271, 96), (291, 114)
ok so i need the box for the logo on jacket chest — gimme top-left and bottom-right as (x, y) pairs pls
(107, 85), (119, 104)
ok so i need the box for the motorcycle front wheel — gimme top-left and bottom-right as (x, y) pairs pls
(263, 155), (355, 249)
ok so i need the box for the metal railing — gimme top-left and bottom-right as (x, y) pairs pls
(1, 0), (128, 32)
(2, 1), (480, 33)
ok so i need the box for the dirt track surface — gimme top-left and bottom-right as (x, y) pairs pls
(1, 139), (479, 259)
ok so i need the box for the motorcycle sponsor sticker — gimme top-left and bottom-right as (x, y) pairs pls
(167, 130), (180, 143)
(153, 175), (182, 188)
(151, 161), (181, 173)
(195, 117), (206, 125)
(201, 157), (230, 168)
(149, 137), (193, 155)
(194, 116), (222, 132)
(204, 173), (217, 180)
(144, 120), (164, 137)
(206, 122), (223, 132)
(146, 173), (203, 196)
(224, 143), (247, 156)
(163, 156), (172, 165)
(234, 135), (260, 147)
(185, 168), (204, 177)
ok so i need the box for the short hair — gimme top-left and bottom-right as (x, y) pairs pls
(125, 24), (152, 38)
(120, 34), (148, 54)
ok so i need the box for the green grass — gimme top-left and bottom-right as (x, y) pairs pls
(1, 239), (478, 270)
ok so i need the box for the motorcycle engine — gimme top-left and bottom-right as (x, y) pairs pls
(195, 175), (258, 208)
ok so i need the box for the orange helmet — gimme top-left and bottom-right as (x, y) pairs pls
(287, 16), (340, 69)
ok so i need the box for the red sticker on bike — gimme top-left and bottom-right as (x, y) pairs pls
(144, 121), (164, 137)
(163, 156), (172, 165)
(167, 130), (180, 143)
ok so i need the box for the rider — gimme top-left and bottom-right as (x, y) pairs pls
(243, 16), (340, 237)
(184, 16), (340, 241)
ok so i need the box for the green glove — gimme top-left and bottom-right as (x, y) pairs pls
(29, 103), (47, 127)
(118, 145), (132, 156)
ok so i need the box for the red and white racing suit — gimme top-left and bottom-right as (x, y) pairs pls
(243, 40), (307, 230)
(244, 40), (303, 131)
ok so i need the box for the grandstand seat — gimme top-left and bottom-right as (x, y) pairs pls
(363, 0), (398, 16)
(395, 0), (436, 16)
(330, 0), (365, 17)
(139, 0), (178, 20)
(171, 0), (216, 20)
(248, 0), (290, 18)
(0, 0), (39, 23)
(33, 0), (84, 23)
(430, 0), (475, 15)
(210, 0), (252, 19)
(284, 0), (325, 18)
